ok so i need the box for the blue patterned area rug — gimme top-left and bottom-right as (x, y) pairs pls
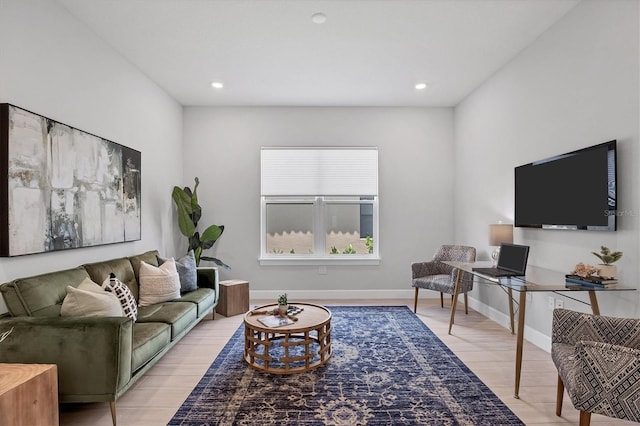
(169, 306), (523, 425)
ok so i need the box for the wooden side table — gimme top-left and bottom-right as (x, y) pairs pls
(0, 363), (59, 426)
(216, 280), (249, 316)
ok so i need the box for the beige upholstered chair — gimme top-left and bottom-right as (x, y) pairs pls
(411, 245), (476, 313)
(552, 308), (640, 426)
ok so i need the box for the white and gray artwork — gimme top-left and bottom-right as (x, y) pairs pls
(1, 104), (141, 256)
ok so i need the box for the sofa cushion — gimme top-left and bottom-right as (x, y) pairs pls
(132, 322), (171, 372)
(103, 275), (138, 321)
(61, 278), (123, 317)
(158, 251), (197, 293)
(136, 302), (197, 340)
(138, 260), (181, 307)
(0, 267), (90, 317)
(175, 288), (215, 318)
(83, 257), (139, 301)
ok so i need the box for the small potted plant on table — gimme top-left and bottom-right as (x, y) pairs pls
(278, 293), (288, 316)
(592, 246), (622, 279)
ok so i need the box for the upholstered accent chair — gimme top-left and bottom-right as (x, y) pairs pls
(411, 245), (476, 313)
(552, 308), (640, 426)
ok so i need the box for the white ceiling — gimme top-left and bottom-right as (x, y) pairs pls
(58, 0), (580, 107)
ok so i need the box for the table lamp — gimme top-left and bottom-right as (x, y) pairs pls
(489, 223), (513, 266)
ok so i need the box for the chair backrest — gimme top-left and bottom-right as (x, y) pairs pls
(432, 245), (476, 263)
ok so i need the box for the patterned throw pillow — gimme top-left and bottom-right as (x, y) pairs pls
(138, 259), (181, 307)
(158, 250), (197, 293)
(61, 277), (123, 317)
(102, 273), (138, 320)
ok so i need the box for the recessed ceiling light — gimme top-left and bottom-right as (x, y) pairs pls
(311, 12), (327, 24)
(415, 82), (428, 90)
(211, 81), (224, 89)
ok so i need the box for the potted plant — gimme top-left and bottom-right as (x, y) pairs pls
(172, 177), (230, 269)
(278, 293), (288, 316)
(592, 246), (622, 278)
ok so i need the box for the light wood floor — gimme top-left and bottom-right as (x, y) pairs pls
(59, 299), (634, 425)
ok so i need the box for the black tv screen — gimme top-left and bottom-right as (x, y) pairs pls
(514, 140), (616, 231)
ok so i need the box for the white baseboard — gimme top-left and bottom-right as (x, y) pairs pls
(250, 288), (421, 301)
(467, 297), (551, 353)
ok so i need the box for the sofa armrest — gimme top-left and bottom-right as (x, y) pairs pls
(0, 316), (133, 401)
(411, 261), (448, 279)
(197, 266), (219, 307)
(571, 340), (640, 421)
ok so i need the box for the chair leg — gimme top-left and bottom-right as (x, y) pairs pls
(414, 287), (419, 313)
(556, 375), (564, 416)
(464, 292), (469, 315)
(579, 411), (591, 426)
(440, 292), (444, 308)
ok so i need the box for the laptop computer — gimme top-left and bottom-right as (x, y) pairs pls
(472, 243), (530, 278)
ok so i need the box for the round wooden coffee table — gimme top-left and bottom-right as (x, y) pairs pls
(243, 303), (332, 374)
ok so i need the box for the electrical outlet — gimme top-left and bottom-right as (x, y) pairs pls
(555, 298), (564, 309)
(318, 266), (328, 275)
(547, 296), (555, 310)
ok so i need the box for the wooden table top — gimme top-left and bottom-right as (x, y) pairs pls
(244, 302), (331, 333)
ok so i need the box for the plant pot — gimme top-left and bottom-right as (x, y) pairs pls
(278, 304), (288, 316)
(598, 264), (617, 279)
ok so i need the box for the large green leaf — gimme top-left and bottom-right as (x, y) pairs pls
(172, 186), (195, 237)
(190, 178), (202, 226)
(200, 256), (231, 270)
(201, 225), (223, 249)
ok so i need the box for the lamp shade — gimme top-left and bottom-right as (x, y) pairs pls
(489, 224), (513, 246)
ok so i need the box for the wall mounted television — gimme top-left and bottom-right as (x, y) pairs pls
(514, 140), (617, 231)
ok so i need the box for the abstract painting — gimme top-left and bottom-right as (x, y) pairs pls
(0, 104), (141, 256)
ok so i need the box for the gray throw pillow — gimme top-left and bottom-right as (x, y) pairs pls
(158, 250), (197, 293)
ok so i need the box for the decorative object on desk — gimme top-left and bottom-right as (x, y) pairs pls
(571, 262), (598, 278)
(277, 293), (288, 316)
(565, 274), (618, 288)
(172, 177), (230, 269)
(489, 223), (513, 266)
(592, 246), (622, 279)
(0, 103), (141, 257)
(170, 306), (523, 425)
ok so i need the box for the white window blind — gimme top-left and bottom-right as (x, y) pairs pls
(261, 147), (378, 196)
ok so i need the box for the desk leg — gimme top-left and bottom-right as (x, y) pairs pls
(514, 290), (527, 399)
(588, 291), (600, 315)
(448, 269), (463, 335)
(507, 288), (515, 335)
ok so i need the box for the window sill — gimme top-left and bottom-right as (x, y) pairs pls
(258, 256), (381, 266)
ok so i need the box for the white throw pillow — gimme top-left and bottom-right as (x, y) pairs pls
(138, 259), (181, 307)
(61, 278), (124, 317)
(102, 274), (138, 321)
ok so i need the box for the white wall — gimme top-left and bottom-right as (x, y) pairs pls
(183, 107), (455, 298)
(0, 0), (184, 313)
(454, 0), (639, 349)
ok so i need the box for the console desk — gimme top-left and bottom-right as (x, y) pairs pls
(442, 261), (635, 399)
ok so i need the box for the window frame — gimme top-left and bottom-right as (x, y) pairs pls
(259, 196), (380, 265)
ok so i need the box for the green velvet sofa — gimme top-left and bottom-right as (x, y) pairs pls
(0, 250), (219, 425)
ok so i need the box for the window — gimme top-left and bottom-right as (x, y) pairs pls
(260, 148), (379, 265)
